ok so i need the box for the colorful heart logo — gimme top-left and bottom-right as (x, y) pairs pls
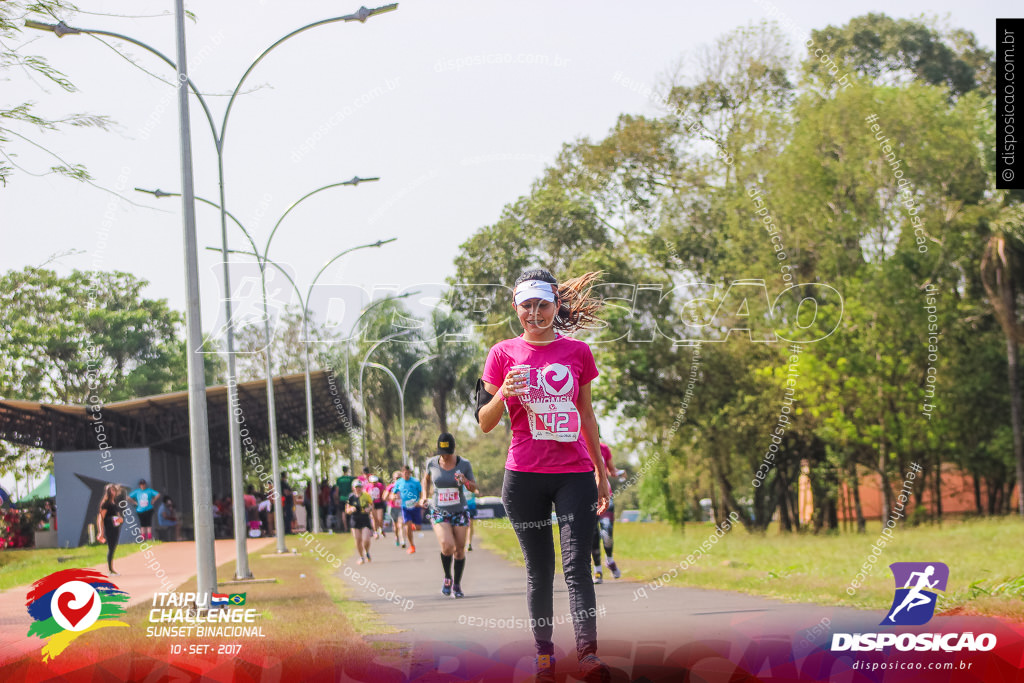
(541, 364), (573, 396)
(50, 581), (101, 632)
(57, 591), (94, 628)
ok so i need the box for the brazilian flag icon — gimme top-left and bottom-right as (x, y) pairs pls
(228, 593), (246, 606)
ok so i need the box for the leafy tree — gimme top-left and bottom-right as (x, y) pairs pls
(806, 13), (993, 99)
(421, 306), (482, 433)
(1, 267), (200, 403)
(0, 1), (112, 185)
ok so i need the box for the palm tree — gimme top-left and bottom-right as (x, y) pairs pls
(980, 204), (1024, 516)
(422, 307), (481, 433)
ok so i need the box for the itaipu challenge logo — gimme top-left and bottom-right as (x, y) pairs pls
(25, 568), (129, 661)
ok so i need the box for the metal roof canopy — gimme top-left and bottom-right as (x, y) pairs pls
(0, 370), (358, 459)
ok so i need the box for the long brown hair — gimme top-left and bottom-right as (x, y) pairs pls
(514, 268), (604, 332)
(101, 484), (120, 507)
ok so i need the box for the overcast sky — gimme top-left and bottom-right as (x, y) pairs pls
(1, 0), (1013, 493)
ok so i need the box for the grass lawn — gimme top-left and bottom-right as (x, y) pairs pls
(475, 516), (1024, 621)
(85, 532), (397, 666)
(0, 542), (147, 592)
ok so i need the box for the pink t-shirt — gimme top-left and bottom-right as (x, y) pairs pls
(367, 481), (386, 502)
(600, 443), (613, 471)
(482, 335), (599, 473)
(384, 483), (401, 508)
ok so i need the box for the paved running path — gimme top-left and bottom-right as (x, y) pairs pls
(337, 529), (1012, 681)
(0, 537), (273, 665)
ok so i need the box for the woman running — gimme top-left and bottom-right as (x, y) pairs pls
(393, 465), (424, 554)
(478, 268), (611, 682)
(95, 483), (124, 576)
(345, 480), (374, 563)
(384, 470), (405, 547)
(368, 475), (387, 538)
(592, 442), (623, 584)
(422, 433), (477, 598)
(465, 487), (477, 551)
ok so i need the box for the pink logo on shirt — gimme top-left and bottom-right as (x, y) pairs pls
(541, 364), (573, 395)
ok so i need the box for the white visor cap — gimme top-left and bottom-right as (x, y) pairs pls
(513, 280), (557, 306)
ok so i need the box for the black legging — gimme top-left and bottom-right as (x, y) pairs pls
(592, 507), (614, 567)
(502, 469), (598, 659)
(103, 524), (119, 571)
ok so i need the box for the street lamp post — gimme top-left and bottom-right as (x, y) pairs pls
(139, 177), (381, 540)
(209, 241), (397, 534)
(172, 0), (217, 598)
(401, 355), (437, 465)
(341, 292), (416, 466)
(29, 2), (398, 573)
(361, 354), (435, 468)
(358, 329), (414, 468)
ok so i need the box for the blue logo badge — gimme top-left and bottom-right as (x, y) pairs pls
(882, 562), (949, 626)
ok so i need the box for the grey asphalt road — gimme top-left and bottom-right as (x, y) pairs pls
(330, 526), (928, 682)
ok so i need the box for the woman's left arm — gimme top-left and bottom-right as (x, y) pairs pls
(577, 382), (610, 514)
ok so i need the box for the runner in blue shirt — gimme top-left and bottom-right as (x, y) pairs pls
(128, 479), (161, 541)
(392, 465), (423, 554)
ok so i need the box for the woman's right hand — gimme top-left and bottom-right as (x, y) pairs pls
(501, 368), (528, 399)
(97, 534), (105, 543)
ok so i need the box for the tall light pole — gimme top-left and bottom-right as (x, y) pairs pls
(207, 239), (397, 533)
(172, 0), (216, 599)
(400, 355), (437, 466)
(29, 2), (399, 573)
(361, 354), (435, 468)
(358, 329), (414, 468)
(341, 292), (416, 465)
(139, 177), (381, 541)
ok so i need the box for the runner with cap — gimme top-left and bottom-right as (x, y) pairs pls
(345, 479), (374, 563)
(422, 432), (477, 598)
(128, 479), (161, 541)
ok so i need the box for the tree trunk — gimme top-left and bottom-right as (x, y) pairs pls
(1007, 333), (1024, 517)
(776, 469), (792, 532)
(878, 446), (893, 527)
(993, 257), (1024, 517)
(433, 391), (449, 434)
(933, 455), (943, 522)
(987, 477), (999, 515)
(713, 465), (752, 529)
(849, 463), (866, 532)
(973, 470), (983, 515)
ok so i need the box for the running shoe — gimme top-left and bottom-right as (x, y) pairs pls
(357, 557), (364, 565)
(453, 584), (464, 598)
(468, 543), (473, 551)
(593, 569), (603, 584)
(395, 537), (400, 547)
(366, 552), (371, 562)
(407, 544), (416, 554)
(606, 559), (621, 579)
(401, 542), (407, 548)
(442, 578), (452, 596)
(578, 654), (610, 682)
(535, 654), (556, 683)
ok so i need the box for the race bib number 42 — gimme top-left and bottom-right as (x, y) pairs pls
(526, 401), (581, 442)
